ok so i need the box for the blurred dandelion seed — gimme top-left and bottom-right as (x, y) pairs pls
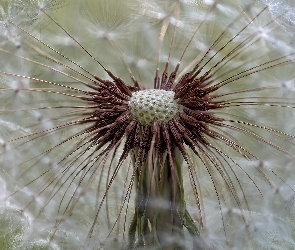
(1, 0), (295, 249)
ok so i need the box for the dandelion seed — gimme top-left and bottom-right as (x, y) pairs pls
(1, 0), (295, 249)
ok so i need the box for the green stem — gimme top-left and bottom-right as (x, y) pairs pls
(127, 149), (206, 249)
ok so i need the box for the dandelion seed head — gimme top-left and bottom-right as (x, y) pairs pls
(1, 0), (295, 248)
(128, 89), (182, 125)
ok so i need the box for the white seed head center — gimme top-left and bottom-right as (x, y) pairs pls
(128, 89), (182, 125)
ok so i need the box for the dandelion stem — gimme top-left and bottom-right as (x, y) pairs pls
(127, 148), (204, 249)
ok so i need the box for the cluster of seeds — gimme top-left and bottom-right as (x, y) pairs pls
(128, 89), (182, 125)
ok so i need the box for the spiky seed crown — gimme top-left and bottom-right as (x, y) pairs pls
(128, 89), (182, 125)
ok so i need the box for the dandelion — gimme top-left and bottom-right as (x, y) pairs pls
(1, 0), (295, 249)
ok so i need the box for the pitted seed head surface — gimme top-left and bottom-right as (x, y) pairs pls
(128, 89), (182, 125)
